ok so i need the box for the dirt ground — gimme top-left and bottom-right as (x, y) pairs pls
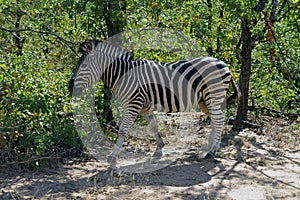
(0, 112), (299, 200)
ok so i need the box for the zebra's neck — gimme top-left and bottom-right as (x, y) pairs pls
(100, 58), (135, 89)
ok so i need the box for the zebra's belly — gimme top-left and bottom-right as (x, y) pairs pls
(146, 92), (201, 113)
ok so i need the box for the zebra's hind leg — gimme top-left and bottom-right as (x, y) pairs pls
(142, 113), (165, 159)
(107, 106), (140, 167)
(199, 98), (225, 159)
(204, 108), (225, 159)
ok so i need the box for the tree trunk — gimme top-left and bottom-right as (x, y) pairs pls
(236, 18), (255, 122)
(104, 0), (114, 38)
(102, 0), (127, 130)
(15, 0), (24, 56)
(206, 0), (214, 56)
(104, 0), (127, 38)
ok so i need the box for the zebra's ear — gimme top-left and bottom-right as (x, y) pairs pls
(79, 39), (101, 55)
(79, 40), (92, 56)
(91, 40), (100, 50)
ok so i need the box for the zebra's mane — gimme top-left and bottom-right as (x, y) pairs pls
(75, 40), (134, 73)
(79, 39), (134, 62)
(95, 42), (134, 61)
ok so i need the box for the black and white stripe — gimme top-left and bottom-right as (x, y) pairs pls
(69, 40), (240, 163)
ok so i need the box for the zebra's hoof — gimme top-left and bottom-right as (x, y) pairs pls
(107, 155), (117, 166)
(152, 149), (163, 159)
(108, 167), (124, 177)
(204, 151), (215, 159)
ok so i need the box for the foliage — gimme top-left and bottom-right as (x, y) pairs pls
(0, 0), (81, 166)
(0, 0), (299, 166)
(0, 51), (79, 167)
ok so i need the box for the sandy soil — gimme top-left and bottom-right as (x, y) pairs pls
(0, 113), (299, 200)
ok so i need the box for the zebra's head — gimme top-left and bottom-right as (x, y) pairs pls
(68, 40), (100, 96)
(69, 39), (134, 96)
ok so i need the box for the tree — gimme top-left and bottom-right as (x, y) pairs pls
(222, 0), (299, 121)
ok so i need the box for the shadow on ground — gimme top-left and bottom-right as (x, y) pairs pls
(0, 152), (223, 199)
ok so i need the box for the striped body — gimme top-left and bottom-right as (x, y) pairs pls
(105, 57), (231, 113)
(69, 41), (240, 163)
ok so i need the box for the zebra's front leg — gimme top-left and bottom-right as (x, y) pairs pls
(153, 132), (165, 158)
(107, 106), (140, 167)
(107, 132), (125, 167)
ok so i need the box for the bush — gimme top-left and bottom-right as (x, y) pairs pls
(0, 52), (81, 167)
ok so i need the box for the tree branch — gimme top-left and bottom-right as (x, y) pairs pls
(269, 0), (278, 22)
(0, 27), (76, 44)
(253, 0), (269, 12)
(276, 0), (288, 19)
(276, 2), (297, 22)
(0, 26), (22, 40)
(0, 26), (79, 56)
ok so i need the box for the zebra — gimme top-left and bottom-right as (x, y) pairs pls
(69, 40), (241, 166)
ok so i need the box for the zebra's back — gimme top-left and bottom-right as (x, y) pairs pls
(111, 57), (232, 113)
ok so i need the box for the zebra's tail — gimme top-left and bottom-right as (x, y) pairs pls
(227, 77), (241, 105)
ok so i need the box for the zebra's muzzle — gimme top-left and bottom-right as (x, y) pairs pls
(68, 78), (75, 94)
(68, 79), (83, 96)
